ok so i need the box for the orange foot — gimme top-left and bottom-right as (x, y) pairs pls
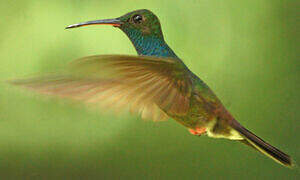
(189, 127), (207, 136)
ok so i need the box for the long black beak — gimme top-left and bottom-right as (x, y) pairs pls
(66, 18), (122, 29)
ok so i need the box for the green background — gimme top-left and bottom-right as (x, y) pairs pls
(0, 0), (299, 179)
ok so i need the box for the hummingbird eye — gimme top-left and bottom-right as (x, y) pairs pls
(132, 14), (143, 24)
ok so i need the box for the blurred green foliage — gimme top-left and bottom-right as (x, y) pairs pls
(0, 0), (299, 179)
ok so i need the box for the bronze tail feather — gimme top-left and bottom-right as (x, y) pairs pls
(231, 120), (294, 167)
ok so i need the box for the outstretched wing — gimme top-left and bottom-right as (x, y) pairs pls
(9, 55), (193, 121)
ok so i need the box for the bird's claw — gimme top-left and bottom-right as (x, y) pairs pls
(189, 127), (207, 136)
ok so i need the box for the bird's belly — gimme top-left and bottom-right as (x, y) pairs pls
(167, 103), (244, 140)
(166, 98), (216, 129)
(169, 110), (211, 129)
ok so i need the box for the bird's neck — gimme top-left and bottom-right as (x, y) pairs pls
(122, 29), (178, 58)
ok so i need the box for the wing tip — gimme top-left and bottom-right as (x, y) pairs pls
(6, 78), (36, 86)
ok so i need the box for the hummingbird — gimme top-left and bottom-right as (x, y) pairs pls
(10, 9), (293, 167)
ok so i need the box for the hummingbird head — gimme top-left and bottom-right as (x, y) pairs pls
(66, 9), (177, 58)
(117, 9), (164, 39)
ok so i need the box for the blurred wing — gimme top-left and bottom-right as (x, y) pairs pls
(9, 55), (193, 122)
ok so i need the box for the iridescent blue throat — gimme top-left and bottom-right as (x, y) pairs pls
(121, 29), (178, 58)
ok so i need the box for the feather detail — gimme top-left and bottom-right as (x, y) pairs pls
(9, 55), (193, 122)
